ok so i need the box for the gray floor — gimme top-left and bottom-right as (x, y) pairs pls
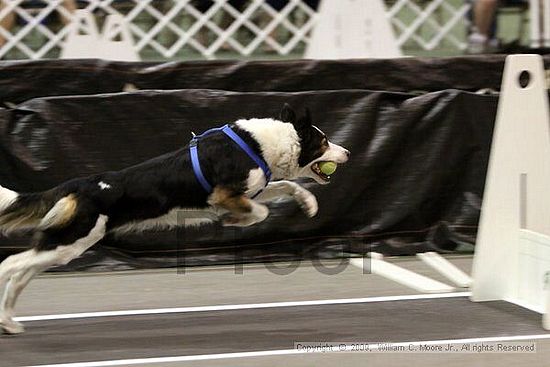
(14, 256), (472, 316)
(1, 256), (549, 367)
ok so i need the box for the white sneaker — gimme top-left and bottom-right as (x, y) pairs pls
(467, 32), (488, 54)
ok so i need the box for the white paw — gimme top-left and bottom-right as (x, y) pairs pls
(221, 214), (250, 227)
(222, 204), (269, 227)
(294, 189), (318, 217)
(1, 318), (24, 335)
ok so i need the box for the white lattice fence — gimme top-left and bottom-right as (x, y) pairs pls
(389, 0), (470, 51)
(0, 0), (470, 60)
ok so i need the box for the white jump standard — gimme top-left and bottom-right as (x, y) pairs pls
(471, 54), (550, 330)
(352, 55), (550, 332)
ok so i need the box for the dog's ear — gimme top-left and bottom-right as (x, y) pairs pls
(304, 107), (312, 125)
(280, 103), (296, 123)
(293, 107), (313, 131)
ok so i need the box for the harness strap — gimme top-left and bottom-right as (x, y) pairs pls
(221, 125), (272, 183)
(190, 124), (271, 197)
(189, 141), (212, 193)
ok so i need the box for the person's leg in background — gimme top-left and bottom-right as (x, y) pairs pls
(474, 0), (499, 37)
(59, 0), (77, 25)
(0, 0), (76, 51)
(468, 0), (499, 53)
(0, 0), (16, 48)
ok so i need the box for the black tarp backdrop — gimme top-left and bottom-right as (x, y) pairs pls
(2, 55), (547, 270)
(0, 55), (549, 104)
(0, 86), (498, 270)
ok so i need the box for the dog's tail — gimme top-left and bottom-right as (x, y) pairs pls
(0, 185), (78, 235)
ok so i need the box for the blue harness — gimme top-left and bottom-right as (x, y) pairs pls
(189, 124), (271, 198)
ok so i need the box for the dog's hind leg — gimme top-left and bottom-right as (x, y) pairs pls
(0, 250), (40, 313)
(1, 267), (42, 314)
(0, 214), (108, 334)
(0, 267), (43, 334)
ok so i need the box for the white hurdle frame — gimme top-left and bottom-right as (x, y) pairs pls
(417, 252), (472, 288)
(352, 56), (550, 327)
(349, 250), (475, 294)
(350, 252), (463, 294)
(471, 54), (550, 329)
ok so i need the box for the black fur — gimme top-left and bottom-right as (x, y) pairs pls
(2, 104), (333, 252)
(0, 104), (353, 335)
(280, 104), (328, 167)
(16, 124), (263, 251)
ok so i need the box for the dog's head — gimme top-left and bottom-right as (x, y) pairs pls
(280, 104), (350, 184)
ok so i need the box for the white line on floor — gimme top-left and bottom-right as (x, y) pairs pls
(28, 333), (550, 367)
(15, 292), (470, 322)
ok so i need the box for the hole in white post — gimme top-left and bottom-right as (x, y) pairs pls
(518, 70), (531, 89)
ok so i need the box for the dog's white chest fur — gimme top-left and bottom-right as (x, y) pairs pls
(245, 168), (267, 197)
(235, 118), (301, 180)
(111, 208), (217, 235)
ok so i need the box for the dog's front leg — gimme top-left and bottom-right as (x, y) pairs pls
(208, 187), (269, 227)
(255, 181), (318, 218)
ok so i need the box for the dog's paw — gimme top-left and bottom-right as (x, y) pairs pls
(294, 188), (318, 217)
(221, 216), (259, 227)
(221, 204), (269, 227)
(221, 213), (243, 226)
(1, 318), (24, 335)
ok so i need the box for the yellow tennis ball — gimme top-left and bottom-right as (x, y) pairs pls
(319, 161), (337, 175)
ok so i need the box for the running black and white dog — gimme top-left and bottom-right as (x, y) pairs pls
(0, 104), (349, 334)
